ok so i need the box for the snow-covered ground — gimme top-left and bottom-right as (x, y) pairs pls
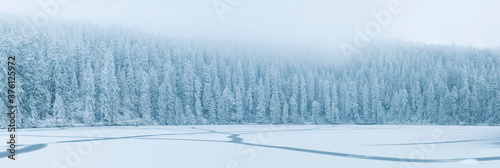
(1, 125), (499, 168)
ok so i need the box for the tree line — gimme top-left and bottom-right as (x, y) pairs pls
(0, 13), (499, 128)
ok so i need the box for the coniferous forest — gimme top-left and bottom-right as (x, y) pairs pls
(1, 14), (499, 128)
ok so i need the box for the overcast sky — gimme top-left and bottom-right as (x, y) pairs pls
(1, 0), (499, 48)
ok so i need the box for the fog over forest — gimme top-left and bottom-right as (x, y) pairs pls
(1, 13), (499, 128)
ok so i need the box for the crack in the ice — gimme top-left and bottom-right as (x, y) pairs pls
(0, 144), (48, 158)
(2, 127), (500, 163)
(364, 139), (490, 146)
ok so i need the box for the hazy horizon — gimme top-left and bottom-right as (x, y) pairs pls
(1, 0), (499, 49)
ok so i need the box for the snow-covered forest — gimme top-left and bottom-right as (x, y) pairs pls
(1, 14), (499, 128)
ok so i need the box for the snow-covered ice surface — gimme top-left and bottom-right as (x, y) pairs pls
(1, 125), (499, 168)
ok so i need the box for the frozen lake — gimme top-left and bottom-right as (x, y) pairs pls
(1, 125), (500, 168)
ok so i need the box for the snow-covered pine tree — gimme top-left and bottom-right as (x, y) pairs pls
(139, 69), (152, 123)
(194, 77), (204, 124)
(219, 88), (234, 124)
(99, 49), (120, 125)
(424, 83), (437, 123)
(289, 96), (298, 123)
(255, 79), (267, 123)
(361, 84), (370, 123)
(311, 100), (321, 124)
(53, 93), (66, 127)
(323, 81), (332, 123)
(299, 76), (307, 123)
(203, 83), (216, 124)
(487, 91), (500, 125)
(157, 65), (177, 125)
(82, 61), (96, 126)
(214, 74), (223, 123)
(234, 88), (245, 123)
(282, 102), (289, 124)
(269, 89), (281, 124)
(185, 105), (196, 125)
(0, 54), (6, 128)
(331, 83), (340, 123)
